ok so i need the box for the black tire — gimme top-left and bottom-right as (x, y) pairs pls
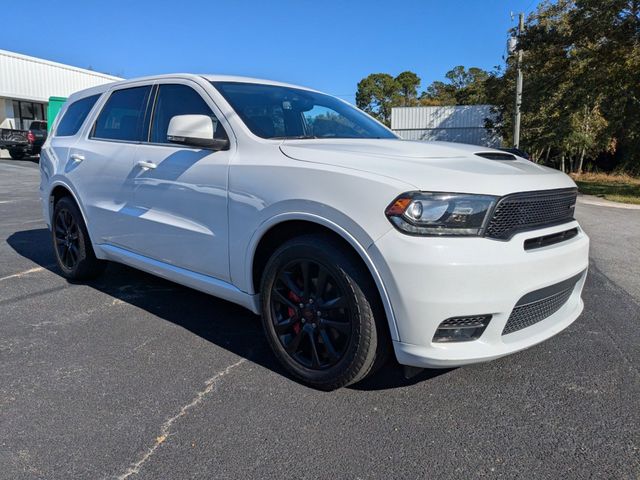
(51, 197), (106, 280)
(260, 234), (387, 390)
(9, 148), (25, 160)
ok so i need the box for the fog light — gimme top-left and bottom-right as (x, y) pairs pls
(432, 315), (492, 343)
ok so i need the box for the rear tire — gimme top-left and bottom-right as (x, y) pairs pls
(260, 234), (387, 390)
(9, 148), (25, 160)
(51, 197), (106, 280)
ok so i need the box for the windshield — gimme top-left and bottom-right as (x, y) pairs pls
(211, 81), (396, 140)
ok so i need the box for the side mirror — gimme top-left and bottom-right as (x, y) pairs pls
(167, 114), (229, 151)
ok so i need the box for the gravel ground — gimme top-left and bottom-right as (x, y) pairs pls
(0, 158), (638, 479)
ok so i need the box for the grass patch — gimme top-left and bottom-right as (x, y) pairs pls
(570, 172), (640, 205)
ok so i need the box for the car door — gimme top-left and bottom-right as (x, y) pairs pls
(47, 93), (101, 183)
(129, 81), (232, 281)
(68, 83), (154, 249)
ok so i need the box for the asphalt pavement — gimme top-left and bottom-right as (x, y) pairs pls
(0, 158), (638, 479)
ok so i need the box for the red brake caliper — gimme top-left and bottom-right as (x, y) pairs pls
(288, 291), (302, 334)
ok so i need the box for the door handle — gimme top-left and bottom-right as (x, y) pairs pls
(136, 160), (157, 170)
(70, 153), (85, 162)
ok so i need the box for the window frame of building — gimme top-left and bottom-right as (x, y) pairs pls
(11, 100), (46, 130)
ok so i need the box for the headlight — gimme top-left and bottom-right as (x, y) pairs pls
(385, 192), (498, 236)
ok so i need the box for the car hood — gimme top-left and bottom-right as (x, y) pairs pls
(280, 139), (575, 196)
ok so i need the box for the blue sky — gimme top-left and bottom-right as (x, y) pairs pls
(3, 0), (538, 101)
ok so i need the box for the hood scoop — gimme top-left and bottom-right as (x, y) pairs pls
(475, 152), (517, 161)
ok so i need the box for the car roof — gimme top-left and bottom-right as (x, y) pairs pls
(202, 74), (317, 91)
(67, 73), (320, 103)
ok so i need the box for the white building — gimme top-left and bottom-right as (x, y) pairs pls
(391, 105), (500, 147)
(0, 49), (121, 156)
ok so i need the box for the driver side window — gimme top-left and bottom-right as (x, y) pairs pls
(150, 84), (228, 144)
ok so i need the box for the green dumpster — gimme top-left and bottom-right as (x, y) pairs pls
(47, 96), (67, 132)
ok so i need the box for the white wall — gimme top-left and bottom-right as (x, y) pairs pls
(0, 49), (122, 158)
(0, 49), (121, 103)
(391, 105), (501, 147)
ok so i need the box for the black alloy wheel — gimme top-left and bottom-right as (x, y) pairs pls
(54, 208), (81, 270)
(260, 234), (387, 390)
(270, 259), (352, 370)
(51, 196), (105, 280)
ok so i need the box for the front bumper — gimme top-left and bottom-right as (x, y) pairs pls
(368, 221), (589, 368)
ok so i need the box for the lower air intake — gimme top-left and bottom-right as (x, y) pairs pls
(502, 271), (584, 335)
(433, 314), (492, 342)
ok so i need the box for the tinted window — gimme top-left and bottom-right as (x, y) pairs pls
(150, 84), (227, 144)
(29, 121), (47, 130)
(92, 86), (152, 142)
(212, 81), (396, 140)
(56, 94), (100, 137)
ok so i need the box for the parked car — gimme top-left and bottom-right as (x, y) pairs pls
(0, 120), (48, 159)
(26, 120), (47, 155)
(39, 74), (589, 389)
(0, 127), (27, 159)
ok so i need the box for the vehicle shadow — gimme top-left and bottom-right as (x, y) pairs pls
(7, 227), (452, 391)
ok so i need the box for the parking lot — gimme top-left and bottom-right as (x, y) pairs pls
(1, 158), (638, 479)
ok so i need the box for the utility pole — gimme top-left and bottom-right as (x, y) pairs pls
(513, 12), (524, 149)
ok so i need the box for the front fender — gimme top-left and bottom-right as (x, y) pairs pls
(242, 210), (400, 341)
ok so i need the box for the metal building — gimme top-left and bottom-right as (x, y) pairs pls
(0, 49), (121, 156)
(391, 105), (500, 147)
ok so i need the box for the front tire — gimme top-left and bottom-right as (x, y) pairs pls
(51, 197), (105, 280)
(260, 234), (385, 390)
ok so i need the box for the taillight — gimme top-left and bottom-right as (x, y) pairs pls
(27, 131), (35, 143)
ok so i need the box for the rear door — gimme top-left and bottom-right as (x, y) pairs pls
(43, 94), (101, 221)
(68, 83), (154, 249)
(47, 93), (101, 184)
(129, 80), (232, 281)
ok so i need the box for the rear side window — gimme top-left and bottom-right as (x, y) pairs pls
(92, 86), (152, 142)
(150, 84), (227, 144)
(55, 94), (100, 137)
(29, 121), (46, 130)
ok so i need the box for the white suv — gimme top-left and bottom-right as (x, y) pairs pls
(39, 74), (589, 389)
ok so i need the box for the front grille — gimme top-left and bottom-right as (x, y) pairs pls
(485, 188), (577, 240)
(502, 271), (584, 335)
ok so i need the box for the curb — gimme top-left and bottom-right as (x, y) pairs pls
(577, 194), (640, 210)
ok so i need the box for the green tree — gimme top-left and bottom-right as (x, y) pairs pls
(356, 73), (400, 125)
(395, 71), (421, 106)
(356, 72), (424, 124)
(420, 81), (457, 105)
(420, 66), (490, 105)
(488, 0), (639, 173)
